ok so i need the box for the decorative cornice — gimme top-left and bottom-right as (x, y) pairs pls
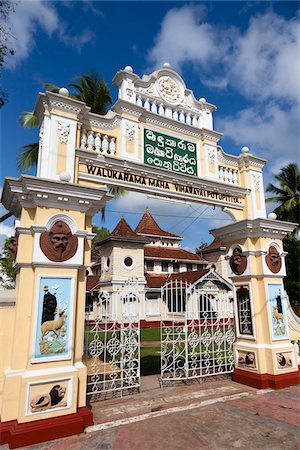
(34, 92), (89, 122)
(211, 218), (297, 242)
(217, 147), (239, 168)
(81, 110), (122, 130)
(1, 176), (113, 218)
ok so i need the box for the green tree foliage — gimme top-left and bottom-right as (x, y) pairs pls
(0, 237), (16, 288)
(195, 242), (208, 253)
(266, 163), (300, 224)
(266, 163), (300, 310)
(91, 225), (110, 250)
(18, 73), (112, 171)
(283, 234), (300, 306)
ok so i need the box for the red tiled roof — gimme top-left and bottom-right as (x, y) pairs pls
(98, 218), (149, 244)
(199, 238), (226, 254)
(111, 218), (138, 238)
(144, 245), (207, 262)
(86, 275), (100, 292)
(169, 269), (209, 284)
(145, 273), (169, 288)
(135, 210), (181, 239)
(145, 269), (210, 288)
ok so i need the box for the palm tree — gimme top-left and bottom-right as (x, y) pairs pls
(267, 163), (300, 314)
(266, 163), (300, 225)
(17, 73), (112, 172)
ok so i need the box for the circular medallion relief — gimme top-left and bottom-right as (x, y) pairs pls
(157, 76), (183, 105)
(40, 220), (78, 262)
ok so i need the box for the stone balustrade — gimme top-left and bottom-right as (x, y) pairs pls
(80, 128), (116, 155)
(136, 95), (211, 129)
(218, 166), (238, 184)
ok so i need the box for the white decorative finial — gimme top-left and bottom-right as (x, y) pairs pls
(59, 171), (71, 182)
(59, 87), (69, 97)
(163, 62), (170, 68)
(268, 212), (277, 220)
(241, 146), (249, 154)
(199, 97), (206, 103)
(124, 65), (133, 72)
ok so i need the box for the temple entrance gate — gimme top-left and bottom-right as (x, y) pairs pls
(160, 277), (235, 385)
(1, 63), (298, 448)
(84, 282), (141, 400)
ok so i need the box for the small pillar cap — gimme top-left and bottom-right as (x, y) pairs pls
(268, 212), (277, 220)
(59, 171), (71, 182)
(124, 65), (133, 73)
(59, 87), (69, 97)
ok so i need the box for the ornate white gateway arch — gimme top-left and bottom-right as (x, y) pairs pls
(1, 64), (298, 447)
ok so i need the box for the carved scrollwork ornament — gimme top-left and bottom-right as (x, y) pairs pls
(40, 220), (78, 262)
(157, 76), (183, 105)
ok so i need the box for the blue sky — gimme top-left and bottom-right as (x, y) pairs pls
(0, 1), (299, 251)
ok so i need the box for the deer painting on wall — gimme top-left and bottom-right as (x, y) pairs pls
(34, 277), (73, 359)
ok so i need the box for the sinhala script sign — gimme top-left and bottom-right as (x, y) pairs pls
(144, 128), (198, 176)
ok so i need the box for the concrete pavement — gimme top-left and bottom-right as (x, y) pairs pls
(2, 376), (299, 450)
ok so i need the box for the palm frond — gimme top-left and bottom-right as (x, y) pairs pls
(19, 111), (39, 128)
(17, 142), (39, 171)
(43, 83), (60, 93)
(266, 163), (300, 226)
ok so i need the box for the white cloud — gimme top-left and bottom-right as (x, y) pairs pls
(148, 6), (300, 174)
(0, 225), (14, 251)
(217, 102), (300, 166)
(5, 0), (95, 68)
(148, 4), (221, 72)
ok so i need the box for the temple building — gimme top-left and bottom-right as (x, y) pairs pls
(86, 210), (233, 322)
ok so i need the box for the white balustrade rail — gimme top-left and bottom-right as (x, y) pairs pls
(218, 166), (238, 184)
(80, 128), (116, 155)
(136, 95), (210, 129)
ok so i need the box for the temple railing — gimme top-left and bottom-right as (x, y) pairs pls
(80, 128), (116, 155)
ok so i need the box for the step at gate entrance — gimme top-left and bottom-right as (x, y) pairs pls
(84, 281), (141, 400)
(160, 278), (235, 385)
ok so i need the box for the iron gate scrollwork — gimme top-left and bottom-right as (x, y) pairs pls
(161, 279), (235, 384)
(85, 282), (141, 400)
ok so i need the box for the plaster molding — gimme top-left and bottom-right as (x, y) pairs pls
(34, 92), (89, 122)
(1, 176), (113, 218)
(15, 226), (32, 235)
(235, 342), (295, 350)
(211, 218), (297, 242)
(217, 147), (239, 168)
(112, 66), (216, 115)
(113, 99), (222, 142)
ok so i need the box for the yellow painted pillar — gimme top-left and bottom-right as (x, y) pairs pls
(0, 176), (110, 447)
(211, 218), (299, 388)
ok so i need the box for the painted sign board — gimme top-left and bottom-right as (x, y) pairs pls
(144, 128), (198, 176)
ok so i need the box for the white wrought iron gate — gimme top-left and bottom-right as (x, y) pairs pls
(161, 279), (235, 385)
(84, 282), (141, 400)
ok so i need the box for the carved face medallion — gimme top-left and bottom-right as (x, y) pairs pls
(9, 236), (18, 262)
(265, 245), (282, 273)
(229, 247), (247, 275)
(40, 221), (78, 262)
(157, 76), (183, 105)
